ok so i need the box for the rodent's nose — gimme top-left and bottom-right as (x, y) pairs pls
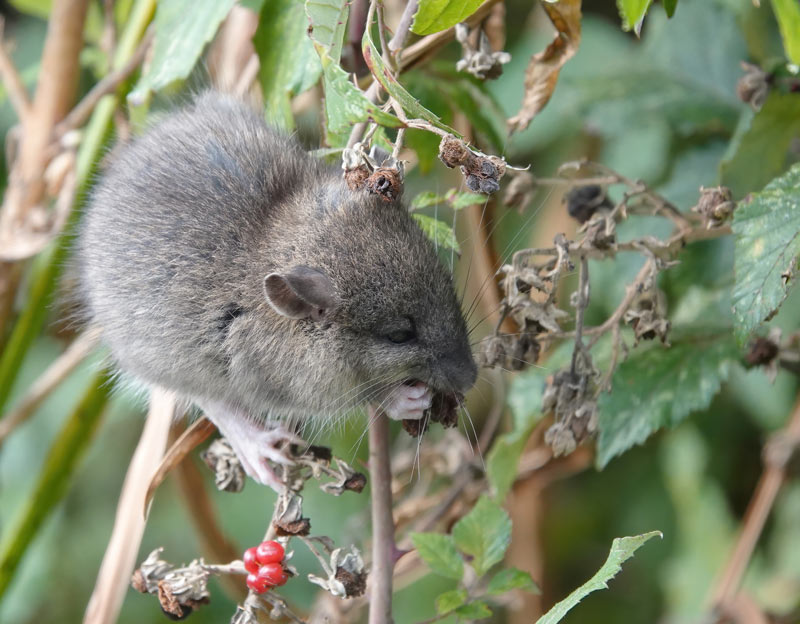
(437, 348), (478, 395)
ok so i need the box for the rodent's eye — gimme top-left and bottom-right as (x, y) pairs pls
(386, 328), (416, 344)
(384, 318), (416, 344)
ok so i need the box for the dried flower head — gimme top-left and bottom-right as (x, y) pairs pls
(564, 184), (612, 224)
(692, 186), (736, 229)
(624, 289), (670, 345)
(201, 438), (245, 493)
(736, 62), (770, 111)
(131, 549), (211, 620)
(438, 135), (505, 194)
(542, 366), (599, 457)
(455, 23), (511, 80)
(308, 546), (367, 598)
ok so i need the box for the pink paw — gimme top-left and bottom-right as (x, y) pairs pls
(382, 382), (433, 421)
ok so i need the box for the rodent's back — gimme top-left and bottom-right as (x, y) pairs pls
(78, 94), (328, 396)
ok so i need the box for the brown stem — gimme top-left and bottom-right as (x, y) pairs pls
(173, 451), (244, 601)
(710, 394), (800, 613)
(368, 407), (395, 624)
(83, 389), (175, 624)
(0, 18), (32, 123)
(0, 328), (100, 446)
(55, 30), (153, 138)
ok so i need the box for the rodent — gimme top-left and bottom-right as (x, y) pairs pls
(77, 92), (477, 488)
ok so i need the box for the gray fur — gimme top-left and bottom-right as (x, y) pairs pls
(78, 92), (476, 427)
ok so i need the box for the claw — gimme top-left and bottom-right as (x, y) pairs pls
(197, 401), (304, 492)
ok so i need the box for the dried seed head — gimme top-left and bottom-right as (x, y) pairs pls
(344, 165), (370, 191)
(478, 332), (540, 371)
(692, 185), (736, 228)
(542, 367), (598, 456)
(624, 289), (670, 345)
(366, 167), (403, 201)
(737, 62), (770, 111)
(438, 135), (505, 194)
(201, 438), (245, 493)
(455, 24), (511, 80)
(564, 185), (612, 224)
(745, 336), (780, 367)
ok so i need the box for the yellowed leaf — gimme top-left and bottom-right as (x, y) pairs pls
(507, 0), (582, 133)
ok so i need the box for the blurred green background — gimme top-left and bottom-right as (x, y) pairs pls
(1, 0), (799, 622)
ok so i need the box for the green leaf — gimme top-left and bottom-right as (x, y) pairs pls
(452, 496), (512, 576)
(487, 568), (541, 595)
(772, 0), (800, 64)
(454, 600), (493, 619)
(435, 588), (468, 615)
(9, 0), (50, 18)
(535, 532), (662, 624)
(662, 0), (678, 17)
(720, 93), (800, 199)
(616, 0), (654, 35)
(446, 189), (486, 209)
(412, 214), (460, 254)
(410, 190), (486, 211)
(254, 0), (321, 130)
(307, 0), (401, 146)
(410, 533), (464, 580)
(362, 16), (459, 137)
(731, 163), (800, 343)
(488, 372), (545, 501)
(306, 0), (349, 63)
(129, 0), (235, 104)
(0, 369), (111, 598)
(596, 336), (739, 468)
(411, 0), (484, 36)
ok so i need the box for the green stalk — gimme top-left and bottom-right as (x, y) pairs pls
(0, 0), (156, 414)
(0, 368), (112, 598)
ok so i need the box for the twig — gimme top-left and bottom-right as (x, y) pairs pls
(55, 29), (153, 138)
(83, 388), (175, 624)
(397, 0), (503, 72)
(368, 407), (395, 624)
(569, 255), (589, 375)
(173, 448), (244, 601)
(0, 18), (32, 123)
(709, 394), (800, 613)
(0, 327), (100, 445)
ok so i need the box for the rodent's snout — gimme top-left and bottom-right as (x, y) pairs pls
(432, 345), (478, 396)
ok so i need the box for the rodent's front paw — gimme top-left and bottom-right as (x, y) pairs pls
(382, 381), (433, 420)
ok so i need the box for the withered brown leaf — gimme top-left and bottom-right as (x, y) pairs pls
(507, 0), (582, 133)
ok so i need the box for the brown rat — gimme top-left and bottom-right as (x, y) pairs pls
(77, 92), (477, 488)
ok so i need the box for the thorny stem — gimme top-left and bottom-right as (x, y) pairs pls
(710, 394), (800, 615)
(368, 407), (395, 624)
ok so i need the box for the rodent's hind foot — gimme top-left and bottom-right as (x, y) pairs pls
(198, 400), (304, 492)
(382, 381), (433, 421)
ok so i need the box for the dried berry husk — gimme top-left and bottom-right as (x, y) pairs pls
(564, 185), (611, 224)
(401, 417), (428, 438)
(736, 62), (770, 110)
(366, 167), (403, 201)
(344, 164), (370, 191)
(438, 135), (505, 195)
(692, 185), (735, 228)
(274, 517), (311, 536)
(745, 336), (780, 367)
(401, 391), (461, 437)
(343, 472), (367, 493)
(335, 565), (367, 597)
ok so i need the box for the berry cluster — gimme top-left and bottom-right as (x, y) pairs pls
(243, 540), (289, 594)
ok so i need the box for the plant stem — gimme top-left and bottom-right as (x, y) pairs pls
(0, 0), (155, 415)
(710, 394), (800, 614)
(368, 407), (395, 624)
(0, 368), (111, 599)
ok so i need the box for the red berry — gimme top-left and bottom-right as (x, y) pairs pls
(257, 562), (288, 587)
(245, 572), (270, 594)
(255, 540), (285, 565)
(243, 547), (260, 574)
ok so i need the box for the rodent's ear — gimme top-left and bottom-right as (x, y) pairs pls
(263, 266), (336, 321)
